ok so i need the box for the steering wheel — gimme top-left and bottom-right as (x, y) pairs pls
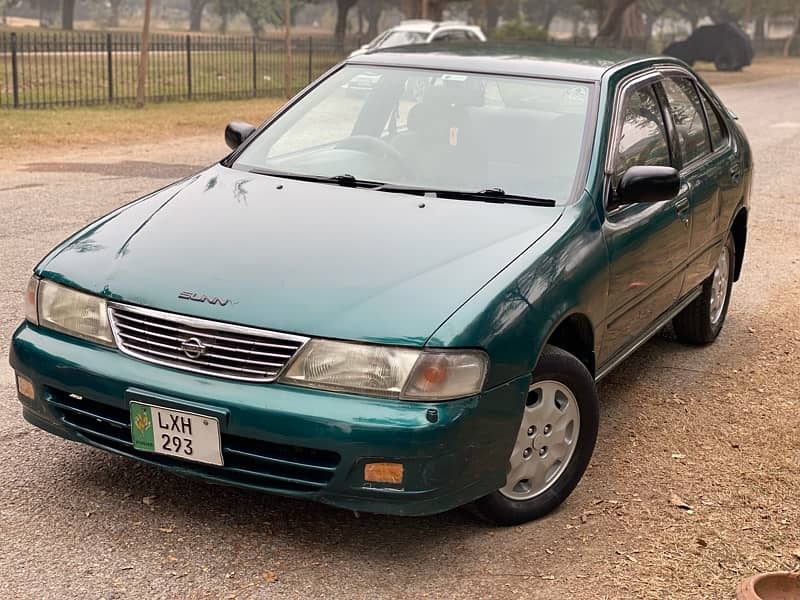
(335, 135), (415, 180)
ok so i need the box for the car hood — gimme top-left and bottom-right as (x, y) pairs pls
(38, 164), (564, 346)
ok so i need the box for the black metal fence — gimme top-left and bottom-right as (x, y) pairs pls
(0, 30), (350, 109)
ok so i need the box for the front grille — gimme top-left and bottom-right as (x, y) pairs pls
(48, 390), (340, 493)
(108, 303), (308, 382)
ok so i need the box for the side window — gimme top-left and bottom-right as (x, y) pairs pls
(614, 85), (671, 181)
(700, 92), (727, 150)
(661, 77), (711, 165)
(433, 30), (468, 42)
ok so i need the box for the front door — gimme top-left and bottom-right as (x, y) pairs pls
(600, 80), (692, 363)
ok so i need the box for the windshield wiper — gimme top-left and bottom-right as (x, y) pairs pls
(248, 168), (384, 189)
(372, 184), (556, 207)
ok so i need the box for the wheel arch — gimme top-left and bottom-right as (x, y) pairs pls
(538, 312), (597, 378)
(730, 207), (747, 281)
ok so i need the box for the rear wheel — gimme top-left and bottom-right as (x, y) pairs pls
(472, 345), (599, 526)
(673, 234), (735, 345)
(715, 49), (742, 72)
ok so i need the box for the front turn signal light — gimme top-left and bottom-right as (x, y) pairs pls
(16, 374), (34, 400)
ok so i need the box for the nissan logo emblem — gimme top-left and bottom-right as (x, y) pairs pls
(180, 337), (207, 360)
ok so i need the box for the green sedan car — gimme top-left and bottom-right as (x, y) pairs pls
(10, 45), (751, 525)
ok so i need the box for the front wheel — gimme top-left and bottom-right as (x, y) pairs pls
(673, 234), (735, 345)
(473, 345), (599, 526)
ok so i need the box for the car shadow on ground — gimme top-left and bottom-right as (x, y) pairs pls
(21, 160), (203, 180)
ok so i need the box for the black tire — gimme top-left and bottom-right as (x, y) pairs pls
(472, 345), (599, 526)
(715, 49), (743, 72)
(673, 234), (736, 345)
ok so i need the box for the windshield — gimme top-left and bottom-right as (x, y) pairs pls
(234, 65), (595, 203)
(375, 30), (428, 49)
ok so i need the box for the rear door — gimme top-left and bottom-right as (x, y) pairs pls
(599, 76), (692, 363)
(658, 74), (730, 293)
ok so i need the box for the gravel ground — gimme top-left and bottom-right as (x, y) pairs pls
(1, 76), (799, 600)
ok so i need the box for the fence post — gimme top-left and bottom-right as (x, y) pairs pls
(252, 36), (257, 97)
(307, 36), (313, 84)
(10, 32), (19, 108)
(106, 32), (113, 102)
(186, 35), (192, 99)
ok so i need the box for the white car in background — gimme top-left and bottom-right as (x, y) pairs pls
(349, 20), (487, 58)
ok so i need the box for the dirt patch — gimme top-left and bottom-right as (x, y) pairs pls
(697, 56), (800, 89)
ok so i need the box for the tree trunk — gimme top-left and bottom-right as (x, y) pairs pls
(429, 0), (446, 21)
(61, 0), (75, 30)
(754, 14), (765, 41)
(189, 0), (206, 32)
(335, 0), (358, 47)
(595, 0), (637, 44)
(109, 0), (121, 28)
(476, 0), (500, 32)
(542, 5), (558, 33)
(784, 9), (799, 57)
(621, 4), (644, 49)
(362, 0), (383, 40)
(135, 0), (152, 108)
(285, 0), (292, 98)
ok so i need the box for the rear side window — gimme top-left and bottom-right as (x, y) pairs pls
(433, 30), (469, 42)
(661, 77), (711, 166)
(701, 92), (727, 150)
(614, 85), (671, 180)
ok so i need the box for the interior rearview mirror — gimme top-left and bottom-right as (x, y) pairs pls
(613, 166), (680, 209)
(225, 121), (257, 151)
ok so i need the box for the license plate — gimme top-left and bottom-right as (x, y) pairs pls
(129, 402), (223, 466)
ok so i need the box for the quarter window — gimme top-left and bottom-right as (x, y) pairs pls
(614, 86), (671, 180)
(701, 92), (727, 150)
(662, 77), (711, 165)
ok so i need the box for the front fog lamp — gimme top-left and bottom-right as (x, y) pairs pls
(280, 339), (487, 401)
(37, 280), (115, 346)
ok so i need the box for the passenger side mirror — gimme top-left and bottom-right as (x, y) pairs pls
(225, 121), (257, 151)
(612, 166), (680, 209)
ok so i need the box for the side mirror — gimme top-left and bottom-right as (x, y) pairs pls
(613, 166), (680, 208)
(225, 121), (256, 151)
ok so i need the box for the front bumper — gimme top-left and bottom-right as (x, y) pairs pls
(10, 322), (529, 516)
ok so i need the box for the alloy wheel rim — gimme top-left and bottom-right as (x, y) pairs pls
(710, 246), (730, 326)
(500, 380), (581, 501)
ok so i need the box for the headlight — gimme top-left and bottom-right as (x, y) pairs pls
(280, 339), (487, 401)
(35, 279), (115, 346)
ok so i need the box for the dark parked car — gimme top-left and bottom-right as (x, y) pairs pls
(10, 45), (752, 525)
(665, 23), (754, 71)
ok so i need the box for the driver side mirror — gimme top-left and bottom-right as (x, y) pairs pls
(225, 121), (257, 151)
(611, 166), (680, 209)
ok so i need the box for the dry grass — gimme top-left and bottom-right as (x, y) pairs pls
(0, 97), (285, 157)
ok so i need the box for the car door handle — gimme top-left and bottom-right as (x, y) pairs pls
(730, 166), (742, 183)
(674, 197), (690, 226)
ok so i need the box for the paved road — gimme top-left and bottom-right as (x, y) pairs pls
(1, 77), (799, 600)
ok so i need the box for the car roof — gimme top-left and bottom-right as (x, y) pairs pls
(347, 42), (674, 82)
(390, 20), (474, 34)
